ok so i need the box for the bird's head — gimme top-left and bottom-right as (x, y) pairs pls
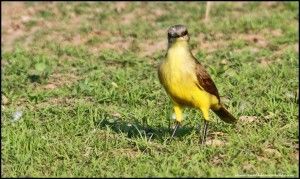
(167, 24), (190, 45)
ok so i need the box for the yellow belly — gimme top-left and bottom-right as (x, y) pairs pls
(164, 69), (217, 109)
(159, 48), (219, 110)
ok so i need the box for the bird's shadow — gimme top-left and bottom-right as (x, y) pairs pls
(95, 117), (197, 142)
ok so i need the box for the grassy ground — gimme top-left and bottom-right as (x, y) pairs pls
(1, 1), (299, 177)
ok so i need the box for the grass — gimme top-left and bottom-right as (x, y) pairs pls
(1, 1), (299, 177)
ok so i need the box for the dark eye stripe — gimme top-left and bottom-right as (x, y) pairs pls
(168, 30), (188, 38)
(168, 33), (179, 38)
(181, 30), (188, 36)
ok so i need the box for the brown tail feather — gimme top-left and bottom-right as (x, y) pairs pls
(213, 105), (237, 124)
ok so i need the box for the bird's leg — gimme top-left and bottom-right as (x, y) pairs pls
(199, 107), (210, 145)
(200, 120), (208, 145)
(171, 121), (180, 138)
(198, 122), (202, 143)
(168, 113), (171, 133)
(170, 105), (183, 138)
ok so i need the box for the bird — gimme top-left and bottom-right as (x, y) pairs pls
(158, 24), (237, 144)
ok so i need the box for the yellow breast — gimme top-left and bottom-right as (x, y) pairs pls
(159, 44), (218, 108)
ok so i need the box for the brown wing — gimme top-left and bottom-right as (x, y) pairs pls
(193, 57), (220, 101)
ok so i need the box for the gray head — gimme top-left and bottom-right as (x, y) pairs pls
(167, 24), (189, 44)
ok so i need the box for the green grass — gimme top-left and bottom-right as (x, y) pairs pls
(2, 1), (299, 177)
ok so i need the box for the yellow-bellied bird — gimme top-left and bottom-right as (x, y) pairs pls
(158, 25), (237, 144)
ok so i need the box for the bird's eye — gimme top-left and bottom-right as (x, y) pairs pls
(181, 30), (188, 36)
